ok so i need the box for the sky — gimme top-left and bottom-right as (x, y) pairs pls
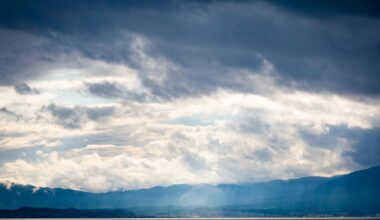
(0, 0), (380, 192)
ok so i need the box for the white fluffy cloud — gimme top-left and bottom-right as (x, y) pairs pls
(0, 28), (379, 192)
(1, 79), (379, 192)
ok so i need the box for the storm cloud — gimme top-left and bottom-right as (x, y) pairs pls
(85, 81), (149, 102)
(45, 104), (117, 129)
(14, 83), (39, 95)
(0, 0), (379, 96)
(0, 0), (379, 192)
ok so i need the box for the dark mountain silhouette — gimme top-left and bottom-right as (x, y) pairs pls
(0, 165), (379, 216)
(299, 165), (380, 215)
(0, 177), (328, 209)
(0, 207), (136, 218)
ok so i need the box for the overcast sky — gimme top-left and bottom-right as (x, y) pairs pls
(0, 0), (379, 192)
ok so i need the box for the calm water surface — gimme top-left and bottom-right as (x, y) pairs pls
(2, 218), (380, 220)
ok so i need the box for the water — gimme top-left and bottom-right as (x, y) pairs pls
(2, 218), (379, 220)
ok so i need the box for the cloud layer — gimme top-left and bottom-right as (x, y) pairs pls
(0, 0), (379, 192)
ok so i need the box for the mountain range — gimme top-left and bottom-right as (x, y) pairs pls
(1, 165), (379, 217)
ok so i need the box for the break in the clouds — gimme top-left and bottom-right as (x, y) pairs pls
(0, 0), (379, 192)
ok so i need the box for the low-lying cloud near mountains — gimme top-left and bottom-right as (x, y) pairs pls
(0, 0), (379, 192)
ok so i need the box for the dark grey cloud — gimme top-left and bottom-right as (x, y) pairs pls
(0, 31), (49, 85)
(86, 106), (115, 121)
(299, 128), (340, 149)
(86, 81), (124, 98)
(46, 104), (82, 129)
(14, 83), (39, 95)
(45, 104), (116, 129)
(0, 0), (379, 96)
(330, 126), (380, 167)
(85, 81), (148, 102)
(0, 30), (82, 85)
(301, 125), (380, 167)
(269, 0), (380, 18)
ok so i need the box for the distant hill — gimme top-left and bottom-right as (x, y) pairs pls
(0, 207), (136, 218)
(235, 165), (380, 216)
(1, 165), (379, 217)
(299, 165), (380, 215)
(0, 176), (328, 209)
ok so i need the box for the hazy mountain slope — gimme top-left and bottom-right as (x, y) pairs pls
(0, 207), (136, 218)
(0, 184), (98, 209)
(243, 165), (380, 215)
(297, 165), (380, 215)
(220, 176), (329, 206)
(0, 165), (379, 215)
(0, 177), (328, 209)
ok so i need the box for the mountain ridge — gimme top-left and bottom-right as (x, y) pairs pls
(1, 165), (379, 216)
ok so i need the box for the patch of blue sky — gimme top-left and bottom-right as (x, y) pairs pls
(167, 116), (211, 126)
(54, 90), (115, 106)
(163, 114), (235, 126)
